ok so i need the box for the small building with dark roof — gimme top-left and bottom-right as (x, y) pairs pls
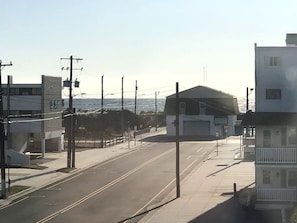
(164, 86), (240, 138)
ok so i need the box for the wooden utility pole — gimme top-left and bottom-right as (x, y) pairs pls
(61, 56), (82, 168)
(176, 82), (180, 198)
(121, 76), (124, 136)
(134, 80), (137, 115)
(0, 60), (12, 199)
(101, 75), (104, 148)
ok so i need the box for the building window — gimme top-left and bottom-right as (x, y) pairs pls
(199, 102), (206, 115)
(288, 171), (297, 187)
(281, 128), (287, 146)
(9, 87), (42, 96)
(50, 100), (60, 110)
(266, 56), (281, 66)
(266, 89), (281, 100)
(179, 102), (186, 114)
(288, 127), (296, 145)
(263, 130), (271, 147)
(263, 170), (271, 184)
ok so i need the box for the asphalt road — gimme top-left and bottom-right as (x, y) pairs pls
(0, 136), (216, 223)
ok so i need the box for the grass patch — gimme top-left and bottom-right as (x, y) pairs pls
(0, 185), (30, 196)
(56, 167), (76, 173)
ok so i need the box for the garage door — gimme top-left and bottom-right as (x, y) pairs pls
(183, 120), (210, 136)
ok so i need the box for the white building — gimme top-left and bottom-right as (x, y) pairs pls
(164, 86), (239, 138)
(253, 34), (297, 208)
(2, 75), (63, 165)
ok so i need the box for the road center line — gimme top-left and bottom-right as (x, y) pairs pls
(36, 148), (175, 223)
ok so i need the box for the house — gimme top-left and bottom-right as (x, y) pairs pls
(2, 75), (63, 165)
(164, 86), (239, 138)
(252, 34), (297, 208)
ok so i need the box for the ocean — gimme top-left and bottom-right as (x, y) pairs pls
(63, 97), (253, 114)
(63, 98), (166, 114)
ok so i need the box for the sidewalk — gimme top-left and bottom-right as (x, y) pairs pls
(0, 128), (166, 208)
(140, 136), (261, 223)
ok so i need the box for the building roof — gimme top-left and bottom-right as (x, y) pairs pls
(167, 86), (235, 99)
(165, 86), (239, 115)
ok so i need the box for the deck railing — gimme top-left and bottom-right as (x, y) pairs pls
(257, 188), (296, 202)
(256, 147), (297, 164)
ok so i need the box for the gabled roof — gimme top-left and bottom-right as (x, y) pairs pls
(164, 86), (239, 115)
(167, 86), (235, 99)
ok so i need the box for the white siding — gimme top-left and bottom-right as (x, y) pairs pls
(255, 46), (297, 112)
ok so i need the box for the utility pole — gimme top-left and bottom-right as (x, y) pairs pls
(175, 82), (180, 198)
(134, 80), (137, 115)
(7, 76), (12, 156)
(61, 56), (82, 168)
(0, 60), (12, 199)
(101, 75), (104, 148)
(155, 91), (158, 131)
(121, 76), (124, 136)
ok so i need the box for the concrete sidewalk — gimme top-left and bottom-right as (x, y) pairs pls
(0, 128), (165, 208)
(139, 137), (267, 223)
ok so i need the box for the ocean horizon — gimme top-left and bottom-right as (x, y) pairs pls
(63, 97), (253, 114)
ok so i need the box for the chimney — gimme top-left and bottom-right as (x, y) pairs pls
(286, 33), (297, 46)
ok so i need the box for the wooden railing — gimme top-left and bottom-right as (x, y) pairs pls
(256, 147), (297, 164)
(257, 188), (296, 202)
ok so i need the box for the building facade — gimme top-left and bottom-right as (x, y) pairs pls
(2, 75), (63, 165)
(164, 86), (239, 138)
(254, 34), (297, 208)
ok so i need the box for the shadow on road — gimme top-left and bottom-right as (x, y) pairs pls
(188, 196), (281, 223)
(117, 197), (177, 223)
(141, 134), (219, 143)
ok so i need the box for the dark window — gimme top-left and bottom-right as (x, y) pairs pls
(281, 128), (287, 146)
(9, 87), (41, 96)
(263, 170), (271, 184)
(263, 130), (271, 147)
(266, 89), (281, 100)
(288, 171), (297, 187)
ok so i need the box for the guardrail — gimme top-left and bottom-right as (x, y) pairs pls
(104, 136), (126, 147)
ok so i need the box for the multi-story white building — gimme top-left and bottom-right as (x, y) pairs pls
(253, 34), (297, 208)
(2, 75), (63, 165)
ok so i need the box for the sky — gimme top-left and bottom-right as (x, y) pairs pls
(1, 0), (297, 101)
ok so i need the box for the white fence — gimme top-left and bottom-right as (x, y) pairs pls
(257, 188), (296, 202)
(256, 147), (297, 164)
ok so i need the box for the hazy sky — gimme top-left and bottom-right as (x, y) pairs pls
(1, 0), (297, 100)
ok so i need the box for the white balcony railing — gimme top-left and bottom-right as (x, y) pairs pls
(257, 188), (296, 202)
(256, 147), (297, 164)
